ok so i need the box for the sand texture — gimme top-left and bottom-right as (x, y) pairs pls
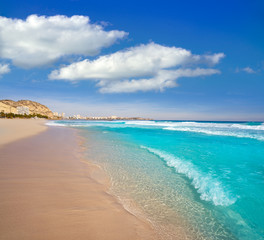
(0, 119), (47, 146)
(0, 122), (157, 240)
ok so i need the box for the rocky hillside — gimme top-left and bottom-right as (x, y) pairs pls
(0, 100), (53, 118)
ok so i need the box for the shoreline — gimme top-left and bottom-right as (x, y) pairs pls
(0, 120), (158, 240)
(66, 128), (159, 234)
(74, 124), (194, 240)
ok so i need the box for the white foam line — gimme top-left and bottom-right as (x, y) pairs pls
(141, 146), (237, 206)
(125, 121), (264, 131)
(163, 127), (264, 141)
(45, 121), (66, 127)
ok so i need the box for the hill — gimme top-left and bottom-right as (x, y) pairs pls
(0, 100), (53, 118)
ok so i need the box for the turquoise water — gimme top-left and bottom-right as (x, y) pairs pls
(48, 120), (264, 239)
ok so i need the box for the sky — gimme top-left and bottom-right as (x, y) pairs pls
(0, 0), (263, 120)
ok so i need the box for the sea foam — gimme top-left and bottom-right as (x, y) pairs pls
(125, 120), (264, 131)
(163, 127), (264, 141)
(141, 146), (237, 206)
(47, 120), (264, 141)
(45, 121), (66, 127)
(123, 120), (264, 141)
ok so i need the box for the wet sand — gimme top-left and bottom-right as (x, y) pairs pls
(0, 121), (157, 240)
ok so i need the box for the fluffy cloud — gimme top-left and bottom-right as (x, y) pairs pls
(98, 68), (220, 93)
(50, 43), (224, 93)
(0, 64), (10, 76)
(0, 15), (127, 68)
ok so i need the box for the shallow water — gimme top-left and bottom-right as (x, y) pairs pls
(48, 120), (264, 239)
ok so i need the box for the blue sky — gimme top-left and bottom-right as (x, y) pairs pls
(0, 0), (263, 120)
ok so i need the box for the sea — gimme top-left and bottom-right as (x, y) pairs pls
(47, 120), (264, 240)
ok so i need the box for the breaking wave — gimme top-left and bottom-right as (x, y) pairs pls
(163, 127), (264, 141)
(125, 121), (264, 131)
(124, 121), (264, 141)
(46, 120), (264, 141)
(141, 146), (237, 206)
(45, 122), (67, 127)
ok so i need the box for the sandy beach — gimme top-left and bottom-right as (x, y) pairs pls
(0, 119), (157, 240)
(0, 119), (48, 146)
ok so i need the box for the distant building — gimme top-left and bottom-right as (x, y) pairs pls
(17, 106), (29, 115)
(53, 112), (59, 117)
(61, 113), (65, 118)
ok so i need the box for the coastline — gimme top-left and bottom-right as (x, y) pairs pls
(75, 124), (196, 240)
(0, 120), (157, 240)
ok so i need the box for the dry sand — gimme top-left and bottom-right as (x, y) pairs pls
(0, 120), (157, 240)
(0, 119), (47, 146)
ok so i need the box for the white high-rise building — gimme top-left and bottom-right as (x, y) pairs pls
(17, 106), (29, 115)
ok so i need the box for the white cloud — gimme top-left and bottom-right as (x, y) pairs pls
(0, 64), (10, 76)
(50, 43), (193, 80)
(242, 67), (256, 74)
(203, 53), (225, 65)
(50, 42), (224, 93)
(0, 15), (127, 68)
(98, 68), (220, 93)
(236, 67), (256, 74)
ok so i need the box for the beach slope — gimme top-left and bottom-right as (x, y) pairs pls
(0, 121), (156, 240)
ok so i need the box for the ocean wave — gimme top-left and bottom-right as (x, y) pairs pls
(45, 121), (93, 127)
(141, 146), (237, 206)
(46, 121), (126, 128)
(47, 121), (264, 141)
(230, 124), (264, 131)
(48, 120), (264, 131)
(163, 127), (264, 141)
(125, 121), (264, 131)
(45, 122), (66, 127)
